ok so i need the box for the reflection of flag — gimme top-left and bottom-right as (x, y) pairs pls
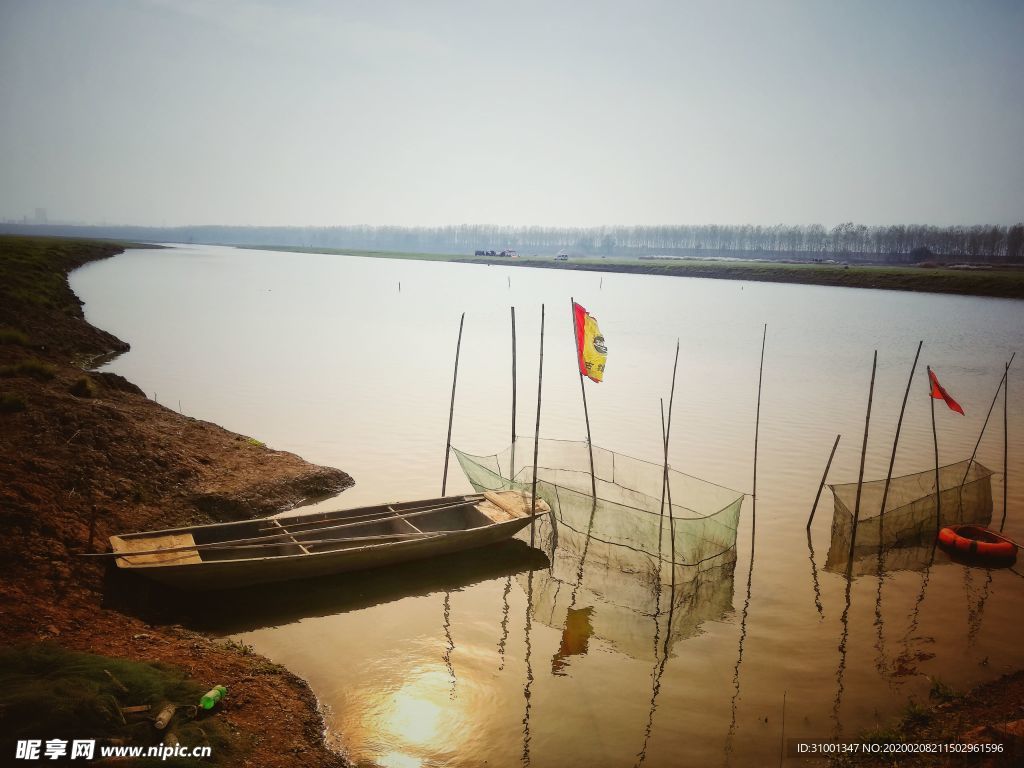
(573, 302), (607, 383)
(928, 369), (964, 415)
(551, 606), (595, 675)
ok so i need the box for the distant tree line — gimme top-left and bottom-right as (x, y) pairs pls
(3, 222), (1022, 262)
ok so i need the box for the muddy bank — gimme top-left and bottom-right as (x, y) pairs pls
(824, 671), (1024, 767)
(0, 235), (353, 766)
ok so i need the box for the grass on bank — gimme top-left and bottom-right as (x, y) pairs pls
(0, 644), (238, 766)
(240, 244), (1024, 299)
(0, 236), (133, 314)
(0, 357), (57, 380)
(0, 327), (30, 345)
(0, 392), (27, 412)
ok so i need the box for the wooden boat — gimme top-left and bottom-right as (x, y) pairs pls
(108, 491), (550, 590)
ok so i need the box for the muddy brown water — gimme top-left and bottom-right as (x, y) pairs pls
(72, 245), (1024, 767)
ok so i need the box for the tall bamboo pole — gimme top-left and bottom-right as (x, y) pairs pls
(530, 305), (545, 546)
(441, 313), (465, 495)
(928, 365), (942, 530)
(846, 351), (877, 569)
(1001, 361), (1010, 532)
(570, 297), (597, 497)
(1003, 362), (1011, 532)
(658, 341), (680, 554)
(510, 307), (517, 479)
(958, 353), (1015, 510)
(878, 341), (923, 523)
(751, 324), (767, 560)
(660, 399), (676, 569)
(807, 434), (841, 531)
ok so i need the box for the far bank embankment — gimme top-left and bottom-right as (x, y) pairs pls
(460, 257), (1024, 300)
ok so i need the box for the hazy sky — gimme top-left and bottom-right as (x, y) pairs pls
(1, 0), (1021, 227)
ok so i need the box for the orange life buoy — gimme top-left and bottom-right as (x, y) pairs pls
(937, 525), (1017, 562)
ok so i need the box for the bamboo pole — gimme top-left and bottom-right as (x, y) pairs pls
(807, 434), (841, 531)
(1002, 361), (1010, 532)
(510, 306), (517, 479)
(846, 351), (877, 569)
(958, 353), (1014, 511)
(441, 313), (465, 495)
(878, 341), (923, 524)
(530, 304), (545, 546)
(570, 297), (597, 497)
(658, 341), (680, 554)
(660, 399), (676, 568)
(751, 324), (766, 559)
(928, 365), (942, 530)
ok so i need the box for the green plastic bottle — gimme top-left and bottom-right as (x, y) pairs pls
(200, 685), (227, 710)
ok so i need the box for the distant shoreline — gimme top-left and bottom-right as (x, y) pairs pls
(243, 245), (1024, 300)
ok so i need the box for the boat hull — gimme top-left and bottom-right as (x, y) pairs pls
(108, 492), (547, 590)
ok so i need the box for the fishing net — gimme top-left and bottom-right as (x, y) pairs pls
(454, 439), (744, 659)
(453, 438), (745, 569)
(825, 459), (993, 574)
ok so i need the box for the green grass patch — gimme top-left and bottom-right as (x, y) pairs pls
(900, 698), (933, 728)
(0, 357), (57, 380)
(69, 376), (99, 398)
(0, 392), (27, 413)
(0, 644), (239, 764)
(928, 677), (960, 704)
(0, 327), (30, 345)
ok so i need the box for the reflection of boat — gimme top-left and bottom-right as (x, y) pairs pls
(108, 491), (550, 590)
(825, 460), (993, 576)
(182, 539), (549, 633)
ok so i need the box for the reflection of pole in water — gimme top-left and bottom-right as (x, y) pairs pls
(521, 569), (535, 767)
(806, 531), (824, 619)
(498, 576), (513, 671)
(635, 570), (678, 768)
(873, 546), (891, 682)
(831, 575), (853, 739)
(552, 500), (598, 675)
(568, 500), (599, 609)
(965, 568), (993, 650)
(898, 540), (938, 674)
(725, 519), (756, 762)
(443, 591), (456, 699)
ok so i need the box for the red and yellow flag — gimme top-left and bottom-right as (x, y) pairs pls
(573, 302), (607, 383)
(928, 369), (964, 415)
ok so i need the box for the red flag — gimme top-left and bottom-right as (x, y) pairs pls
(928, 369), (964, 415)
(572, 302), (607, 383)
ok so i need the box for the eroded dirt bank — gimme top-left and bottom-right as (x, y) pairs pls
(0, 235), (352, 766)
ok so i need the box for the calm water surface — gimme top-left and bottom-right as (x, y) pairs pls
(72, 245), (1024, 767)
